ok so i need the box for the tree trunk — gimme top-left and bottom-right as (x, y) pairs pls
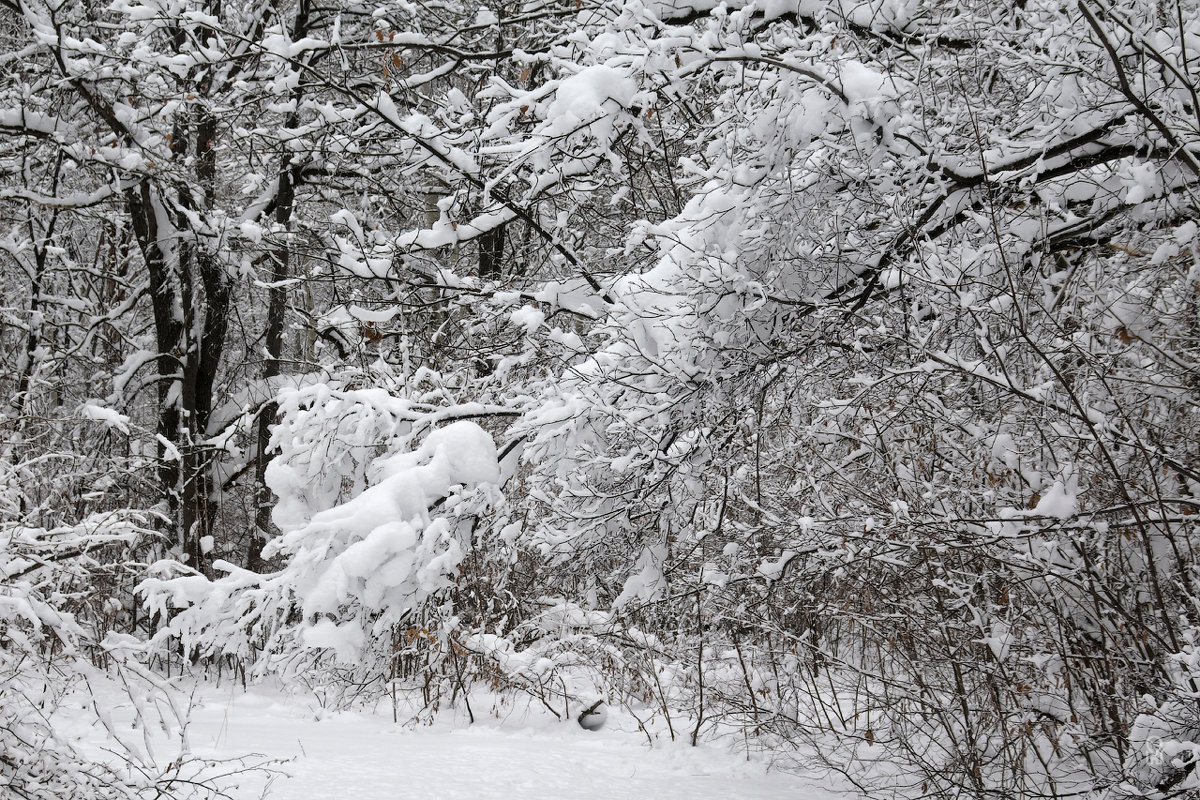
(249, 0), (310, 571)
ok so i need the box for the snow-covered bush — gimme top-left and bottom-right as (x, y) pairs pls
(142, 385), (509, 705)
(1126, 617), (1200, 797)
(0, 511), (240, 799)
(503, 0), (1200, 795)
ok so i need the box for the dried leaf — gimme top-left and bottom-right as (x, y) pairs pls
(360, 323), (382, 344)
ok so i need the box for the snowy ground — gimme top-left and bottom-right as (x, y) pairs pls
(173, 684), (848, 800)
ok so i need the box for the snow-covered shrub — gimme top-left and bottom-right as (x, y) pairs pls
(501, 0), (1200, 795)
(456, 599), (659, 722)
(1126, 618), (1200, 797)
(0, 511), (238, 799)
(142, 385), (508, 706)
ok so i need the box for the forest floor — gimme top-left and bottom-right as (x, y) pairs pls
(164, 681), (848, 799)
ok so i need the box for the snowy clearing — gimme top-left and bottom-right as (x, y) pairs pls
(180, 686), (844, 800)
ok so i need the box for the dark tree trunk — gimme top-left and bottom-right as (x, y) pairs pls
(118, 7), (229, 574)
(479, 223), (506, 282)
(249, 0), (310, 572)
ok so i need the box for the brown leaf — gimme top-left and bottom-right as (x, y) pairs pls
(360, 322), (382, 344)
